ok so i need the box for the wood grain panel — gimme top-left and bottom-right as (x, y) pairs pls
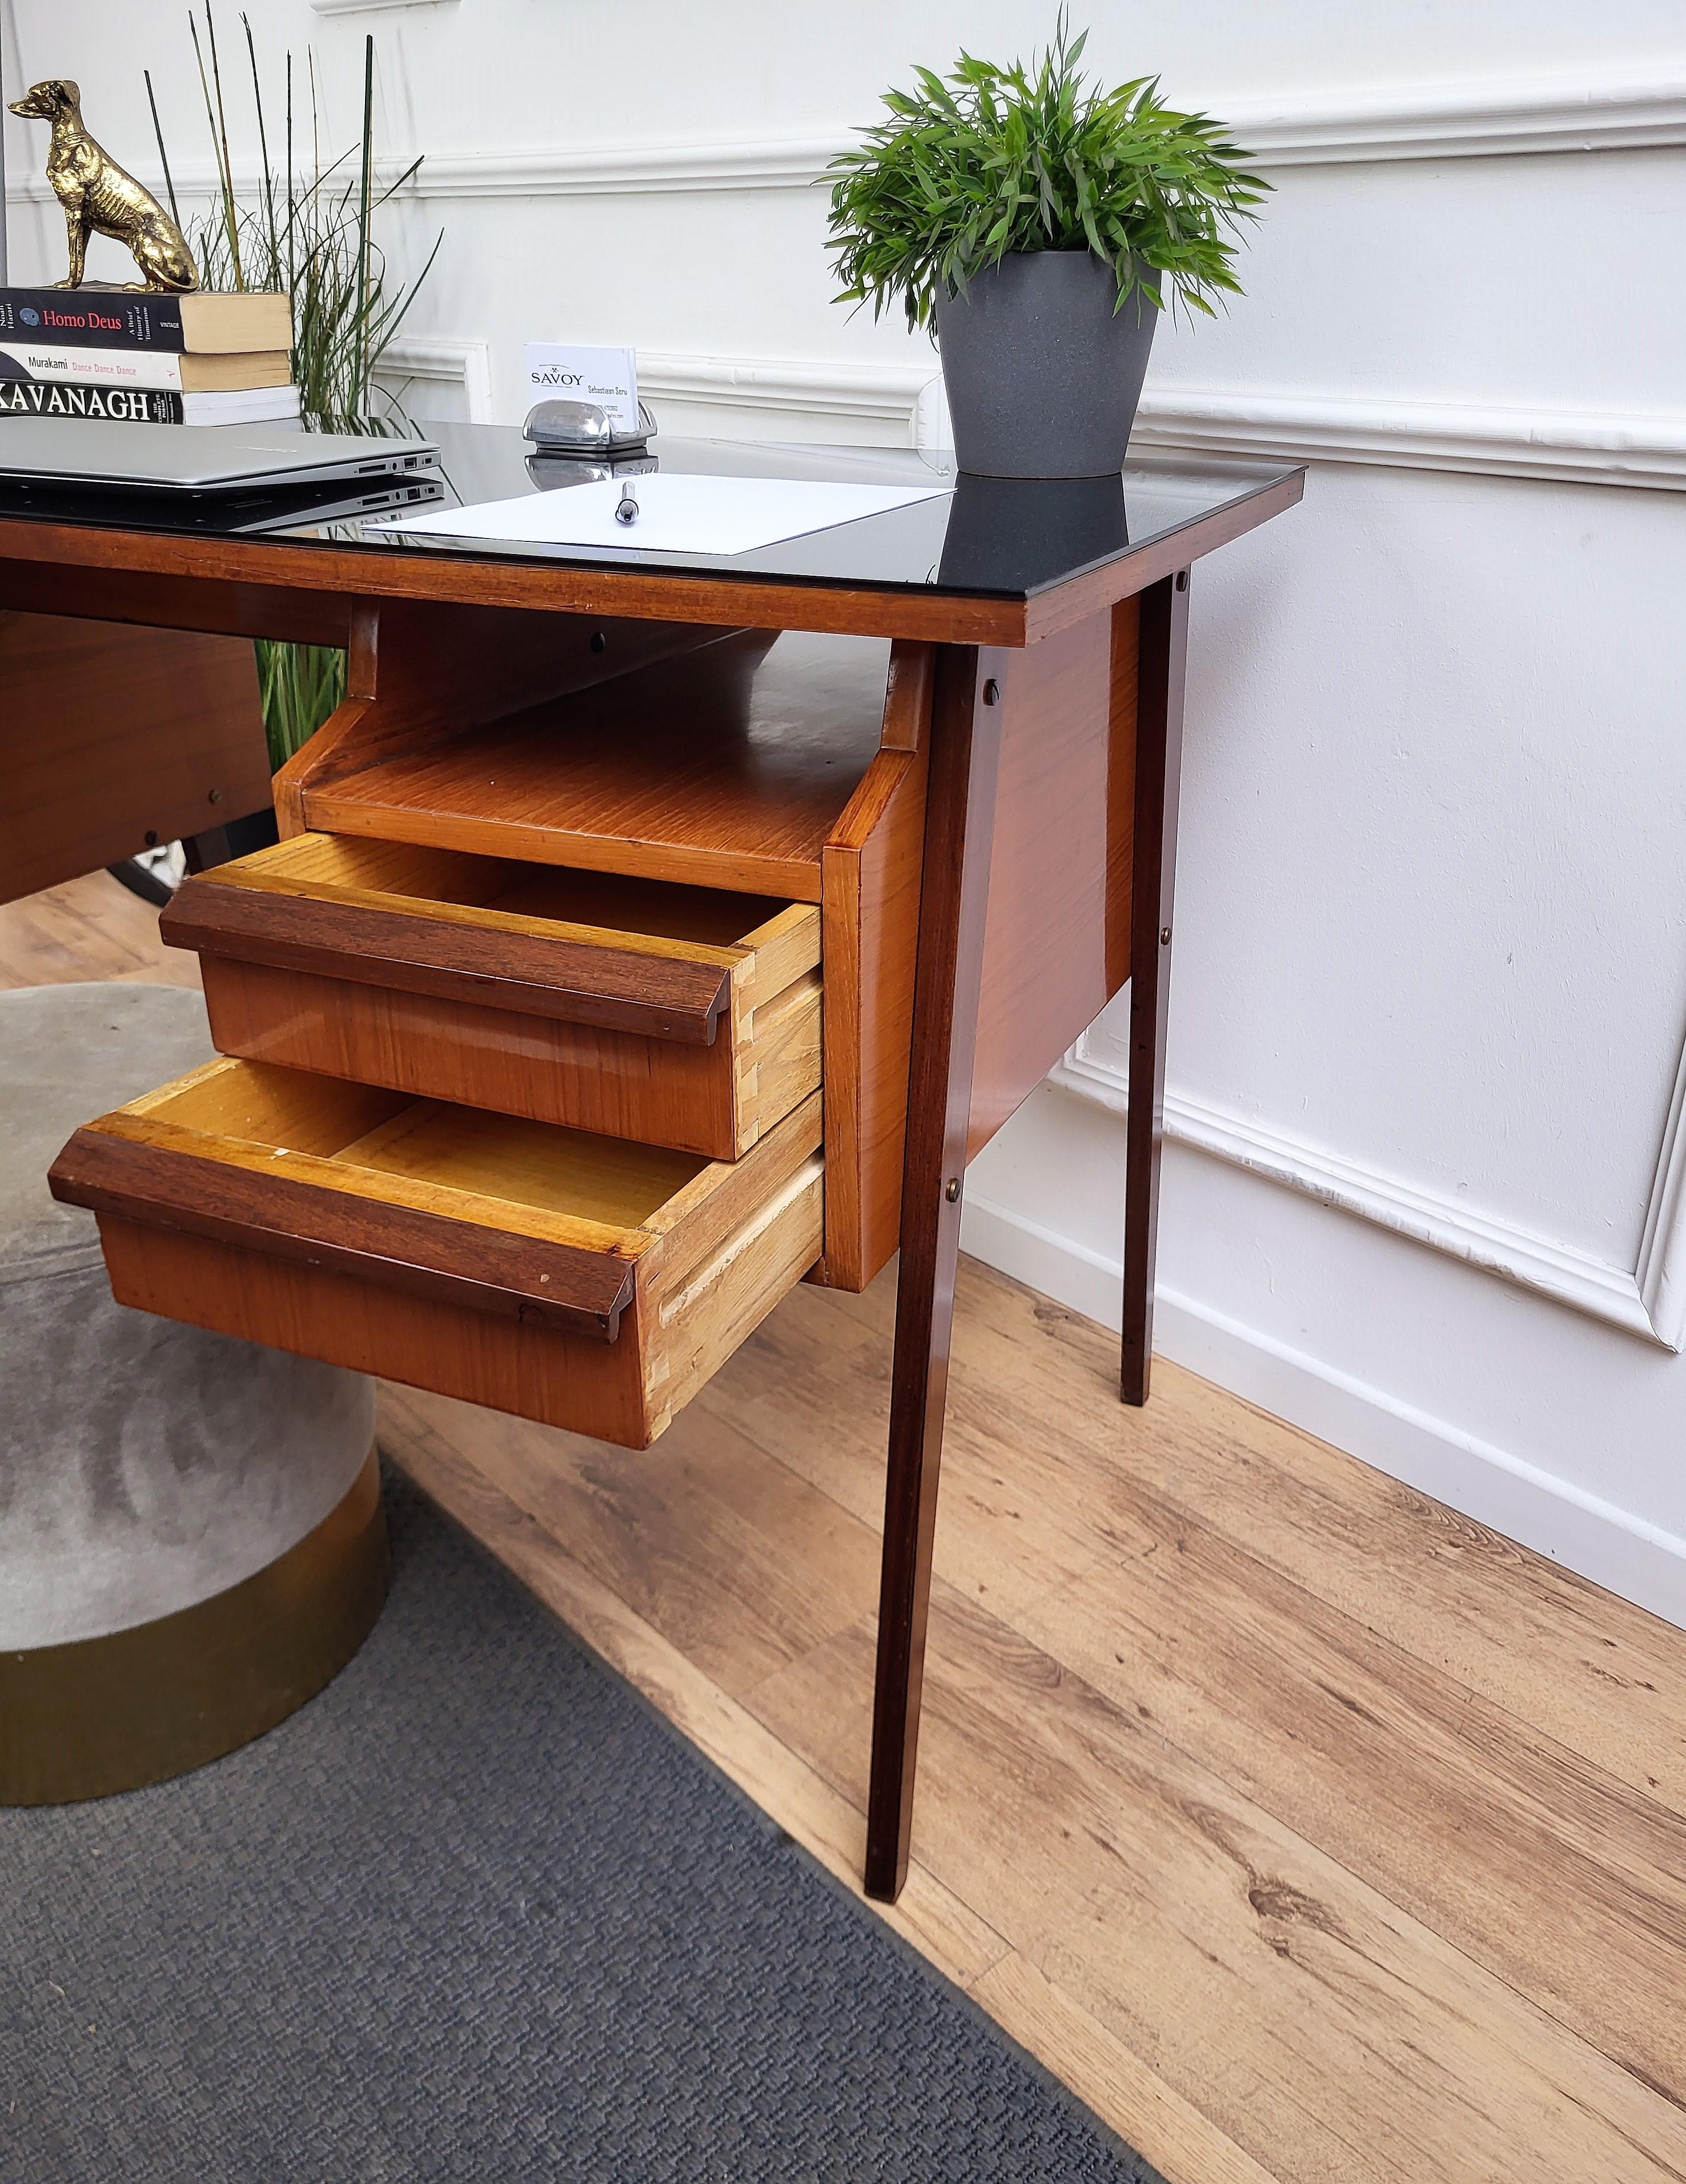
(198, 958), (748, 1158)
(819, 640), (932, 1288)
(166, 878), (736, 1042)
(307, 629), (895, 902)
(966, 601), (1136, 1159)
(0, 610), (271, 902)
(100, 1220), (657, 1446)
(50, 1122), (639, 1339)
(0, 561), (354, 647)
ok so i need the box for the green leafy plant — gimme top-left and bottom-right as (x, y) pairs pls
(153, 9), (440, 768)
(826, 14), (1267, 334)
(254, 635), (348, 773)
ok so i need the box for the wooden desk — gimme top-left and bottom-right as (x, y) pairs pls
(0, 609), (272, 905)
(26, 429), (1303, 1897)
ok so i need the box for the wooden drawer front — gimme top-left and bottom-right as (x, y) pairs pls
(162, 834), (822, 1161)
(50, 1061), (823, 1451)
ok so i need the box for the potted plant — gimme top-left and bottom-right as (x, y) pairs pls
(827, 17), (1266, 480)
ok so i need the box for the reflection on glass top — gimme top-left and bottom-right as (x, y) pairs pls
(0, 420), (1298, 601)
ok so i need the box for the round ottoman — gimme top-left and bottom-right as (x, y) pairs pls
(1, 981), (384, 1806)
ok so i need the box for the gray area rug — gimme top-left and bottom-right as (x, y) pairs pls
(2, 1465), (1162, 2182)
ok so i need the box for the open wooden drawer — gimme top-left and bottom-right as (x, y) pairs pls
(160, 834), (822, 1161)
(49, 1059), (824, 1450)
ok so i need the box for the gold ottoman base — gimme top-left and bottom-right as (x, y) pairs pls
(1, 1446), (387, 1807)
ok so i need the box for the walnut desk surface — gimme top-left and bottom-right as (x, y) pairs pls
(15, 425), (1303, 1897)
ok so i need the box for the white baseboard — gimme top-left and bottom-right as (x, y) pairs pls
(959, 1188), (1686, 1631)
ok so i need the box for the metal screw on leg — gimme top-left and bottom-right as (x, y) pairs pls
(944, 1178), (961, 1203)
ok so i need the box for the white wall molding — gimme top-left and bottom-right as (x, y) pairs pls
(13, 67), (1676, 220)
(406, 138), (845, 199)
(359, 75), (1686, 188)
(1220, 73), (1686, 165)
(311, 0), (456, 14)
(368, 335), (1686, 491)
(378, 332), (493, 420)
(1048, 1033), (1686, 1351)
(958, 1187), (1686, 1632)
(639, 350), (933, 429)
(1636, 1028), (1686, 1350)
(1132, 390), (1686, 491)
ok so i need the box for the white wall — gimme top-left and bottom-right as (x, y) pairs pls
(6, 1), (1685, 1623)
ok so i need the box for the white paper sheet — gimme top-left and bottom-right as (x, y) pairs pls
(365, 472), (952, 556)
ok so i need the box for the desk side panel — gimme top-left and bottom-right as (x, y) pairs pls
(967, 600), (1137, 1160)
(0, 611), (271, 902)
(818, 643), (933, 1290)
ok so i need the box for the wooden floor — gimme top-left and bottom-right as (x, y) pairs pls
(13, 869), (1686, 2184)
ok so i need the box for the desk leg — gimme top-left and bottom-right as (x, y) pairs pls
(864, 644), (1006, 1904)
(1122, 572), (1192, 1407)
(182, 826), (233, 873)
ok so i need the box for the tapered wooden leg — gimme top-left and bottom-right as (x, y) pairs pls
(864, 643), (1007, 1903)
(1122, 571), (1192, 1408)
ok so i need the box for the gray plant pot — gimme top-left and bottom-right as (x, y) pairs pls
(933, 249), (1159, 479)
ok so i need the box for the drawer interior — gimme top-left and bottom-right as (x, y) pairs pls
(211, 831), (801, 952)
(111, 1058), (713, 1230)
(331, 1099), (706, 1227)
(165, 832), (824, 1066)
(51, 1060), (826, 1446)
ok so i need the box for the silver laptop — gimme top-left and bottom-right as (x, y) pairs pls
(0, 416), (439, 493)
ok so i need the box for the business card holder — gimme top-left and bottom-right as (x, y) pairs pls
(522, 398), (656, 457)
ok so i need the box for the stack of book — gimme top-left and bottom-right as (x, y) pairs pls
(0, 286), (298, 428)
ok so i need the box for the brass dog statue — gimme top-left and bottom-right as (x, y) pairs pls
(7, 79), (198, 293)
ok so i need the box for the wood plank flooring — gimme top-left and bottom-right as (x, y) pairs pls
(0, 868), (202, 992)
(11, 870), (1686, 2184)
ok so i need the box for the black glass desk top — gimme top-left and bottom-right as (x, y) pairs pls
(0, 422), (1300, 606)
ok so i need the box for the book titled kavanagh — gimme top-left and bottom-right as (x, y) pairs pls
(0, 286), (291, 355)
(0, 379), (184, 423)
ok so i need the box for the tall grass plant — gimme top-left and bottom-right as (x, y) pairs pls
(156, 10), (440, 767)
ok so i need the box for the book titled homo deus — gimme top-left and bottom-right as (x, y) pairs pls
(0, 286), (186, 350)
(0, 287), (290, 354)
(0, 378), (183, 423)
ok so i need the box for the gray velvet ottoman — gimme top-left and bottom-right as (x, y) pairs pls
(1, 982), (383, 1805)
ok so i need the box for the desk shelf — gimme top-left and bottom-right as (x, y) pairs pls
(305, 629), (894, 904)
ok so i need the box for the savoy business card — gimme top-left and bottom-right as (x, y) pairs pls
(523, 344), (638, 432)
